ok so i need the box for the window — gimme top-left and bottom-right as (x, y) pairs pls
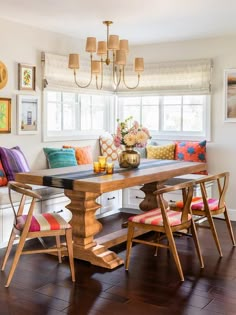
(44, 91), (113, 141)
(117, 94), (210, 141)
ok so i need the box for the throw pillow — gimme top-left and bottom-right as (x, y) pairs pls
(175, 140), (207, 162)
(0, 146), (30, 181)
(0, 160), (8, 186)
(147, 144), (175, 160)
(63, 145), (93, 165)
(43, 148), (77, 169)
(99, 136), (122, 161)
(175, 140), (207, 174)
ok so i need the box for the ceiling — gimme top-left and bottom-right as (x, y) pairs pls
(1, 0), (236, 45)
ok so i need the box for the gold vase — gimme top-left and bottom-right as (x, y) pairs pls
(118, 146), (140, 168)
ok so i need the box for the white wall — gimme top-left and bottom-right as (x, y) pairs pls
(1, 18), (236, 217)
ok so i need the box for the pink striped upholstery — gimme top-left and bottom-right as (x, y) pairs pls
(129, 208), (192, 226)
(175, 196), (219, 211)
(15, 213), (71, 232)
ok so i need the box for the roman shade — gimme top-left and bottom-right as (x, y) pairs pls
(42, 52), (212, 94)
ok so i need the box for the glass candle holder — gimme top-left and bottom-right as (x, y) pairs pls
(93, 161), (100, 173)
(98, 156), (107, 172)
(106, 162), (114, 174)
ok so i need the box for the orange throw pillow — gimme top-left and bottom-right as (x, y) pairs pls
(63, 145), (93, 165)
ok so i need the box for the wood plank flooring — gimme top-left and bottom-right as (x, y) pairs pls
(0, 213), (236, 315)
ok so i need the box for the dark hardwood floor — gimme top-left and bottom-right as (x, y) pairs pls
(0, 213), (236, 315)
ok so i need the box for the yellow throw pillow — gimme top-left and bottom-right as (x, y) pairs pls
(147, 144), (175, 160)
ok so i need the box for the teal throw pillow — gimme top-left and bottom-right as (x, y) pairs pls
(43, 148), (77, 168)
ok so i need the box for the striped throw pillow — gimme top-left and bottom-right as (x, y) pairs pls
(43, 148), (77, 168)
(0, 146), (30, 181)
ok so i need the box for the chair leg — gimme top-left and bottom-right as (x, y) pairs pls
(165, 228), (184, 281)
(65, 229), (75, 282)
(55, 235), (62, 263)
(190, 220), (204, 269)
(223, 208), (236, 246)
(206, 212), (223, 257)
(1, 230), (17, 271)
(125, 223), (135, 270)
(5, 234), (27, 287)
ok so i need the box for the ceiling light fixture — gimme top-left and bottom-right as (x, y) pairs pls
(68, 21), (144, 90)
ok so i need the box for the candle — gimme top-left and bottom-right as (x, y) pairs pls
(93, 161), (100, 173)
(98, 156), (107, 172)
(106, 162), (114, 174)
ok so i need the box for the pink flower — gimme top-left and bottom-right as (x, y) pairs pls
(114, 117), (151, 148)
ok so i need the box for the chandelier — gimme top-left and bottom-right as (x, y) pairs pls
(68, 21), (144, 90)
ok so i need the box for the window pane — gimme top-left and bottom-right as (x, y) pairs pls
(142, 96), (159, 105)
(183, 105), (203, 131)
(163, 96), (181, 105)
(81, 103), (91, 130)
(163, 105), (181, 131)
(47, 102), (61, 131)
(47, 91), (61, 102)
(63, 92), (76, 103)
(123, 105), (140, 121)
(121, 97), (140, 106)
(63, 103), (75, 130)
(92, 104), (105, 129)
(142, 105), (159, 130)
(183, 95), (204, 104)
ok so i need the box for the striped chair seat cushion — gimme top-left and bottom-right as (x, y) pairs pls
(175, 196), (219, 211)
(15, 213), (71, 232)
(128, 208), (192, 226)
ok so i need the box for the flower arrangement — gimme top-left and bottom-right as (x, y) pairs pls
(113, 116), (151, 148)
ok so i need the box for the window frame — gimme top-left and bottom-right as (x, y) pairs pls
(43, 89), (115, 142)
(117, 92), (211, 142)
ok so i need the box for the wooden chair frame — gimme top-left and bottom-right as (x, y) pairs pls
(125, 181), (204, 281)
(1, 181), (75, 287)
(190, 172), (235, 257)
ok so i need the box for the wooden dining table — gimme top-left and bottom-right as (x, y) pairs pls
(15, 159), (206, 269)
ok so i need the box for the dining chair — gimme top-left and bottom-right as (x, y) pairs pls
(1, 181), (75, 287)
(125, 181), (204, 281)
(172, 172), (236, 257)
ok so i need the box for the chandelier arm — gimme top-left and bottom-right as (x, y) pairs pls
(73, 54), (93, 88)
(95, 61), (104, 90)
(122, 66), (141, 90)
(112, 52), (122, 89)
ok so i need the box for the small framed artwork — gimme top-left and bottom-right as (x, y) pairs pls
(0, 98), (11, 133)
(18, 63), (36, 91)
(17, 95), (39, 134)
(224, 69), (236, 122)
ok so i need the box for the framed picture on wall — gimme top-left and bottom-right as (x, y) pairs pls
(17, 95), (39, 134)
(224, 69), (236, 122)
(0, 98), (11, 133)
(18, 63), (36, 91)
